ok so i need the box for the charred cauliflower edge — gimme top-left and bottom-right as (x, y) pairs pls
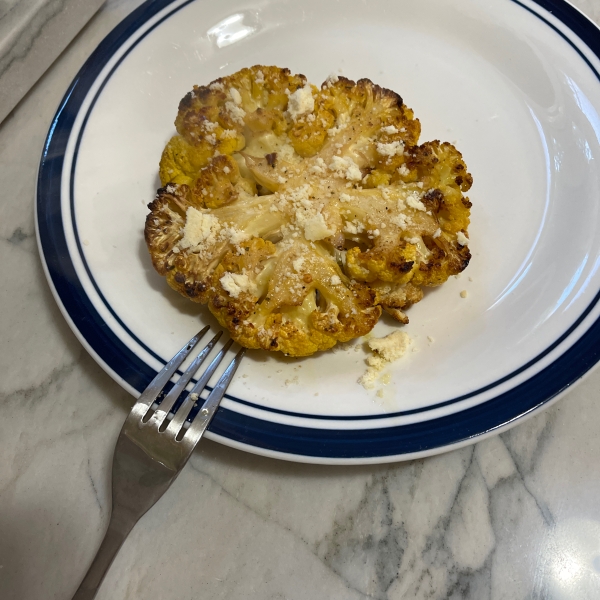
(145, 66), (473, 357)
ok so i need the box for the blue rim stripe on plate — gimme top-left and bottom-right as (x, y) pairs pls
(68, 0), (600, 421)
(68, 0), (197, 373)
(37, 0), (600, 458)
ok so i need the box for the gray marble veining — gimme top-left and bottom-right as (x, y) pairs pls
(2, 1), (600, 599)
(0, 0), (105, 124)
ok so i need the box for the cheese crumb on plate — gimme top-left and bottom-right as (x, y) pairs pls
(359, 330), (412, 389)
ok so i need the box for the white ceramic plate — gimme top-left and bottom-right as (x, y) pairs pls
(37, 0), (600, 463)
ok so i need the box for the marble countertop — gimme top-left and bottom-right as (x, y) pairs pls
(0, 0), (105, 124)
(2, 0), (600, 598)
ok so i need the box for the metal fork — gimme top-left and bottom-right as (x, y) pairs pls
(72, 327), (245, 600)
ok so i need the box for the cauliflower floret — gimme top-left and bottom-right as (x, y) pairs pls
(145, 66), (473, 356)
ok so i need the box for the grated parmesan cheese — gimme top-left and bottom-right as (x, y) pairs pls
(376, 140), (404, 156)
(292, 256), (305, 272)
(329, 155), (362, 181)
(325, 73), (339, 86)
(310, 157), (327, 174)
(203, 121), (218, 132)
(358, 331), (412, 389)
(229, 88), (242, 105)
(406, 192), (427, 212)
(391, 213), (409, 229)
(223, 226), (250, 245)
(456, 231), (469, 246)
(220, 272), (256, 298)
(179, 208), (221, 250)
(304, 213), (334, 241)
(344, 221), (359, 234)
(287, 84), (314, 119)
(225, 101), (245, 125)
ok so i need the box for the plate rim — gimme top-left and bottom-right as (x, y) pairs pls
(36, 0), (600, 462)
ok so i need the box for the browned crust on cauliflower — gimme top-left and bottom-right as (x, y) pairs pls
(145, 66), (473, 356)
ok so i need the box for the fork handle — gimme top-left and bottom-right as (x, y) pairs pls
(72, 507), (136, 600)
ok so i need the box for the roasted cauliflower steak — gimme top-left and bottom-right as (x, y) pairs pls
(145, 66), (473, 356)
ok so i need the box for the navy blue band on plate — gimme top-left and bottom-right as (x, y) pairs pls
(37, 0), (600, 459)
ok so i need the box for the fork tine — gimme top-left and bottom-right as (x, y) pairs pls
(183, 347), (246, 446)
(136, 326), (210, 409)
(166, 339), (234, 436)
(72, 330), (244, 600)
(150, 330), (223, 428)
